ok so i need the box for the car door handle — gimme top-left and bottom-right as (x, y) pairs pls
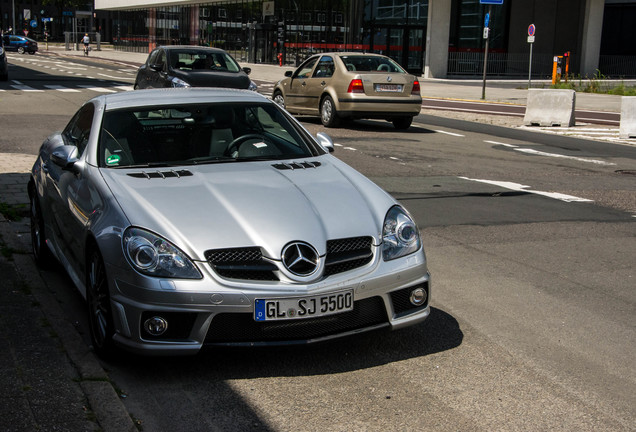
(42, 162), (49, 173)
(320, 81), (326, 86)
(301, 81), (306, 86)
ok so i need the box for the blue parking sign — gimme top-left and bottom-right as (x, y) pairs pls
(480, 0), (504, 4)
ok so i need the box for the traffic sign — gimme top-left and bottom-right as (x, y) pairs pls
(528, 24), (536, 36)
(480, 0), (504, 4)
(30, 19), (37, 28)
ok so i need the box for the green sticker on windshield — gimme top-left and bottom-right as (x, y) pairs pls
(106, 154), (121, 165)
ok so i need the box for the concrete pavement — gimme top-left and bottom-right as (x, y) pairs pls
(0, 44), (629, 431)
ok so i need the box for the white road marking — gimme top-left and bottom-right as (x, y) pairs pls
(485, 140), (616, 166)
(78, 85), (117, 93)
(459, 177), (594, 203)
(10, 80), (43, 92)
(44, 85), (81, 92)
(435, 130), (465, 137)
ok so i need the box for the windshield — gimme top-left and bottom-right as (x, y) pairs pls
(171, 50), (241, 72)
(99, 102), (320, 168)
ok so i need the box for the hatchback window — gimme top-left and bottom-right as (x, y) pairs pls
(99, 102), (321, 168)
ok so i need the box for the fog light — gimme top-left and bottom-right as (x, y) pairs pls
(409, 287), (427, 306)
(144, 316), (168, 336)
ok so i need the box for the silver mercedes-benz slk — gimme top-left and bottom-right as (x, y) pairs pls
(28, 88), (430, 356)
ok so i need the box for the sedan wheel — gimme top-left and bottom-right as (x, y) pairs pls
(392, 116), (413, 130)
(17, 47), (25, 54)
(320, 95), (340, 127)
(30, 195), (54, 268)
(87, 248), (115, 357)
(273, 91), (285, 108)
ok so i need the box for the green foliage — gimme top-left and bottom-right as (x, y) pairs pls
(550, 70), (636, 95)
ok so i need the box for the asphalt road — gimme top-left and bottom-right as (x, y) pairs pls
(1, 53), (634, 431)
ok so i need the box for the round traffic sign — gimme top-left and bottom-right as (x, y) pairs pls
(528, 24), (536, 37)
(30, 19), (37, 28)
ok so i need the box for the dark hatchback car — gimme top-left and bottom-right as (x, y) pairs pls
(134, 45), (256, 91)
(2, 35), (38, 54)
(0, 38), (8, 81)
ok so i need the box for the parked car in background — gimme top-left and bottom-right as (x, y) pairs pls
(134, 45), (257, 91)
(0, 37), (8, 81)
(28, 88), (431, 356)
(273, 52), (422, 129)
(1, 35), (38, 54)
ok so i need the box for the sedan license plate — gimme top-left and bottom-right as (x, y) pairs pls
(375, 84), (403, 92)
(254, 290), (353, 322)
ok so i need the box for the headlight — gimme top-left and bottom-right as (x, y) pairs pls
(382, 206), (421, 261)
(123, 227), (201, 279)
(171, 77), (191, 88)
(248, 81), (258, 91)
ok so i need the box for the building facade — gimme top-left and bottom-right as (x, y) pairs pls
(3, 1), (634, 78)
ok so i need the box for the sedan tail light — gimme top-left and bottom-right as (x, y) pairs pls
(412, 80), (421, 95)
(347, 79), (364, 93)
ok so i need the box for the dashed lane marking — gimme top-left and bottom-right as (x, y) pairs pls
(459, 177), (594, 203)
(485, 140), (616, 166)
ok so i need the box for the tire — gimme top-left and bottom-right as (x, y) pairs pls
(17, 47), (25, 54)
(392, 116), (413, 130)
(272, 91), (285, 109)
(320, 95), (340, 127)
(30, 194), (54, 268)
(86, 248), (116, 358)
(28, 51), (35, 55)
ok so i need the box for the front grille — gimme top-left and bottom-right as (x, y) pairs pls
(390, 282), (429, 317)
(324, 236), (374, 276)
(205, 236), (373, 282)
(204, 296), (388, 345)
(205, 247), (279, 281)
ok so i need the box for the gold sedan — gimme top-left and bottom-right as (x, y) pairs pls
(273, 52), (422, 129)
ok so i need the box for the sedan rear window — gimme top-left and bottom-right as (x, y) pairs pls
(171, 51), (240, 73)
(340, 55), (405, 73)
(99, 103), (320, 168)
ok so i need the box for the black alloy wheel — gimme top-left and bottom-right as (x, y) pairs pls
(87, 248), (116, 357)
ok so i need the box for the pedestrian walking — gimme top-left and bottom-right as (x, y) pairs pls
(82, 33), (90, 56)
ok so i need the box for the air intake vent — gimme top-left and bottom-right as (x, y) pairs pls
(272, 161), (322, 170)
(127, 170), (193, 179)
(205, 247), (279, 281)
(325, 236), (374, 276)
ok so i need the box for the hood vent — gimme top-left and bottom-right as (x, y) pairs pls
(127, 170), (193, 179)
(272, 161), (322, 170)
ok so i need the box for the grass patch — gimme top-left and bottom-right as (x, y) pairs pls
(550, 70), (636, 95)
(0, 202), (27, 221)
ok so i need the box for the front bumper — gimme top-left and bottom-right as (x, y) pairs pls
(107, 250), (431, 355)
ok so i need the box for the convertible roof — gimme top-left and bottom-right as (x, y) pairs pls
(99, 88), (268, 111)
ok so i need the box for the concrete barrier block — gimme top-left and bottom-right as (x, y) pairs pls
(524, 89), (576, 127)
(619, 96), (636, 139)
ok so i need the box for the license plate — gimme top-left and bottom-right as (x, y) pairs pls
(375, 84), (403, 92)
(254, 290), (353, 321)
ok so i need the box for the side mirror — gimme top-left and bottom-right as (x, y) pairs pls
(51, 145), (80, 170)
(284, 70), (293, 77)
(316, 132), (334, 153)
(242, 67), (251, 75)
(149, 63), (163, 72)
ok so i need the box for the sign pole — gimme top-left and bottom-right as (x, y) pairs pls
(481, 4), (492, 100)
(527, 24), (535, 89)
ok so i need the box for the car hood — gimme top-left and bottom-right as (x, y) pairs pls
(172, 69), (251, 89)
(100, 157), (394, 261)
